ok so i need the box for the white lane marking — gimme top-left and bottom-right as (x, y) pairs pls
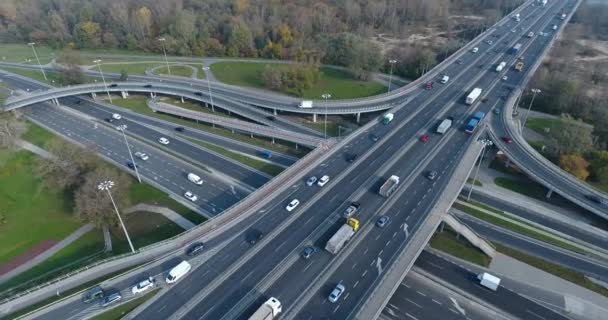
(450, 297), (466, 315)
(416, 290), (426, 297)
(405, 298), (422, 308)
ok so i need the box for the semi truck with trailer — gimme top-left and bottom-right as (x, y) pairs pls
(466, 88), (483, 105)
(379, 175), (400, 197)
(510, 43), (522, 54)
(248, 297), (282, 320)
(436, 118), (453, 134)
(495, 61), (506, 72)
(325, 218), (360, 255)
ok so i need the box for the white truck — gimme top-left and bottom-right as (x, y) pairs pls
(477, 272), (501, 291)
(248, 297), (282, 320)
(383, 113), (394, 125)
(436, 118), (453, 134)
(495, 61), (506, 72)
(298, 100), (313, 108)
(325, 218), (360, 255)
(379, 175), (400, 197)
(466, 88), (482, 105)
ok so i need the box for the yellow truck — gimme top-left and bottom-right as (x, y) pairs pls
(325, 218), (360, 254)
(515, 62), (524, 72)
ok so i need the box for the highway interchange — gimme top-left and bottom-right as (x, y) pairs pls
(1, 0), (605, 319)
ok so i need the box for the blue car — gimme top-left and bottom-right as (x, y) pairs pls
(260, 150), (272, 159)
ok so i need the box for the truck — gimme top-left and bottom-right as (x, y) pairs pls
(515, 61), (524, 72)
(298, 100), (313, 108)
(248, 297), (282, 320)
(325, 218), (360, 255)
(495, 61), (506, 72)
(466, 88), (483, 105)
(510, 43), (522, 54)
(379, 175), (400, 197)
(465, 112), (485, 134)
(477, 272), (501, 291)
(436, 117), (453, 134)
(383, 113), (394, 125)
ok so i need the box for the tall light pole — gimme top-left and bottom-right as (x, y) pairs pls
(321, 93), (331, 139)
(27, 42), (47, 81)
(201, 66), (215, 112)
(158, 38), (171, 76)
(93, 59), (112, 103)
(97, 181), (135, 253)
(118, 126), (142, 183)
(387, 59), (397, 93)
(467, 139), (493, 201)
(521, 88), (541, 132)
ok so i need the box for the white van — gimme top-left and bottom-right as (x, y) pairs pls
(440, 75), (449, 84)
(166, 260), (191, 284)
(187, 173), (203, 185)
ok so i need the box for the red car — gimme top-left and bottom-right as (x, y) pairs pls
(420, 135), (430, 143)
(425, 82), (433, 90)
(501, 136), (513, 144)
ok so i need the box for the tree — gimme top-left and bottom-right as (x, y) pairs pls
(133, 6), (152, 42)
(0, 111), (26, 149)
(261, 65), (283, 90)
(559, 154), (590, 181)
(226, 18), (254, 57)
(58, 49), (84, 85)
(35, 139), (98, 189)
(588, 150), (608, 184)
(119, 69), (128, 81)
(553, 114), (594, 155)
(73, 21), (101, 48)
(73, 166), (131, 228)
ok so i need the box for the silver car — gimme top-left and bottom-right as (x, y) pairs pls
(329, 283), (346, 303)
(306, 176), (317, 186)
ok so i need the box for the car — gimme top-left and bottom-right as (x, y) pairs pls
(116, 124), (127, 131)
(317, 175), (330, 187)
(112, 113), (122, 120)
(248, 230), (264, 245)
(328, 283), (345, 303)
(134, 152), (149, 161)
(427, 171), (438, 180)
(493, 108), (501, 115)
(501, 136), (513, 144)
(585, 194), (608, 206)
(342, 202), (360, 218)
(76, 100), (82, 105)
(301, 246), (317, 259)
(131, 277), (155, 295)
(306, 176), (318, 186)
(184, 191), (198, 202)
(259, 150), (272, 159)
(109, 83), (118, 88)
(370, 134), (379, 142)
(127, 161), (138, 170)
(346, 153), (358, 163)
(456, 59), (463, 65)
(158, 137), (170, 145)
(186, 242), (205, 256)
(101, 291), (122, 307)
(266, 115), (276, 121)
(471, 47), (479, 53)
(376, 216), (391, 228)
(478, 64), (485, 69)
(286, 199), (300, 212)
(425, 82), (433, 90)
(174, 127), (185, 132)
(420, 135), (430, 143)
(144, 84), (152, 88)
(502, 75), (508, 81)
(83, 286), (104, 304)
(511, 29), (516, 33)
(194, 92), (203, 96)
(105, 118), (115, 123)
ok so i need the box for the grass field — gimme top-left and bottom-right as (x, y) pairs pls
(154, 65), (195, 78)
(110, 212), (186, 254)
(91, 289), (159, 320)
(0, 150), (84, 265)
(22, 122), (60, 148)
(98, 63), (164, 75)
(301, 121), (341, 137)
(494, 177), (548, 200)
(0, 44), (55, 64)
(210, 62), (386, 99)
(429, 227), (491, 267)
(160, 97), (232, 118)
(128, 183), (205, 225)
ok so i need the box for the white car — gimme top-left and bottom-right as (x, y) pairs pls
(317, 175), (330, 187)
(184, 191), (198, 202)
(306, 176), (317, 186)
(502, 76), (508, 81)
(134, 152), (149, 161)
(286, 199), (300, 212)
(112, 113), (122, 120)
(158, 137), (170, 145)
(116, 124), (127, 131)
(131, 277), (155, 295)
(471, 47), (478, 53)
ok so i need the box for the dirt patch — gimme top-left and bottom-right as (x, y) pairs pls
(0, 240), (58, 276)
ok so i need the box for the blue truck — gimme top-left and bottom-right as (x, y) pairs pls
(510, 43), (522, 54)
(465, 112), (486, 134)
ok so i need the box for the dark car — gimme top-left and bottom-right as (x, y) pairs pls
(346, 153), (358, 163)
(266, 115), (276, 121)
(83, 286), (104, 304)
(370, 134), (379, 142)
(106, 118), (115, 123)
(186, 242), (205, 256)
(259, 150), (272, 159)
(585, 194), (608, 206)
(144, 84), (152, 88)
(175, 127), (185, 132)
(248, 230), (264, 245)
(301, 246), (317, 259)
(76, 100), (82, 105)
(101, 291), (122, 307)
(455, 59), (463, 65)
(427, 171), (438, 180)
(127, 162), (138, 170)
(195, 92), (203, 96)
(109, 83), (118, 88)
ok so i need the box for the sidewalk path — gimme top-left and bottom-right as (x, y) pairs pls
(124, 204), (195, 230)
(16, 139), (55, 160)
(0, 224), (95, 285)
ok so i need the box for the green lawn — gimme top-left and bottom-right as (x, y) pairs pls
(110, 211), (186, 254)
(495, 243), (608, 297)
(91, 289), (159, 320)
(0, 150), (84, 265)
(429, 226), (491, 267)
(301, 121), (341, 137)
(210, 62), (387, 99)
(0, 44), (56, 64)
(467, 178), (483, 186)
(111, 96), (308, 157)
(128, 183), (205, 225)
(98, 63), (164, 75)
(187, 139), (284, 176)
(525, 118), (561, 136)
(527, 140), (547, 153)
(161, 97), (233, 118)
(0, 229), (104, 292)
(22, 121), (60, 149)
(154, 65), (194, 78)
(494, 177), (548, 200)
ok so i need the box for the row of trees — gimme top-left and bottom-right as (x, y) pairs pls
(261, 64), (321, 96)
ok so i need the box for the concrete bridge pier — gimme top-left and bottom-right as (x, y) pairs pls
(312, 113), (317, 123)
(91, 92), (97, 100)
(273, 109), (277, 116)
(546, 189), (553, 198)
(121, 91), (128, 99)
(180, 96), (184, 103)
(149, 92), (155, 98)
(356, 112), (361, 123)
(271, 137), (275, 144)
(52, 98), (59, 105)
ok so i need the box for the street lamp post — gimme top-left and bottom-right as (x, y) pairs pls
(158, 38), (171, 76)
(521, 88), (541, 132)
(118, 127), (142, 183)
(93, 59), (112, 103)
(467, 138), (493, 201)
(201, 66), (215, 113)
(387, 59), (397, 93)
(27, 42), (47, 81)
(321, 93), (331, 139)
(97, 181), (135, 253)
